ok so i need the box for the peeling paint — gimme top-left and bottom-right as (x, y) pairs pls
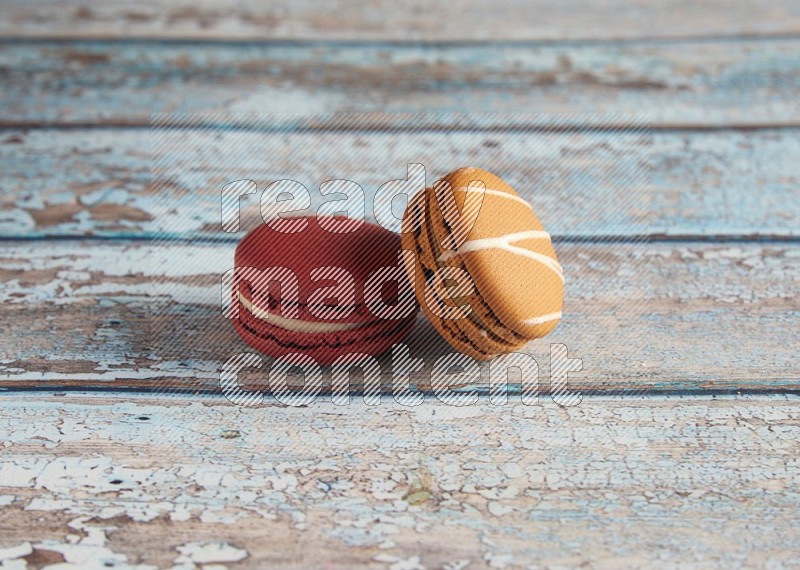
(174, 542), (247, 565)
(1, 241), (798, 391)
(0, 395), (798, 567)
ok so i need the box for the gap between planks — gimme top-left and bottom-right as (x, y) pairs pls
(3, 32), (800, 47)
(5, 122), (800, 132)
(2, 386), (800, 398)
(1, 234), (799, 244)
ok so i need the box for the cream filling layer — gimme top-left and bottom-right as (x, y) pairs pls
(522, 311), (563, 326)
(238, 292), (372, 333)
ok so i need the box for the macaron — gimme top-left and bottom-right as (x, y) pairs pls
(232, 216), (417, 365)
(401, 167), (564, 361)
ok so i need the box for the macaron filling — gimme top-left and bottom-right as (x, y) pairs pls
(238, 291), (375, 334)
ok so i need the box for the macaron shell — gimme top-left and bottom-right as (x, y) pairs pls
(462, 248), (563, 339)
(234, 299), (416, 366)
(422, 187), (530, 348)
(401, 191), (492, 361)
(433, 167), (564, 339)
(233, 216), (417, 365)
(402, 189), (526, 360)
(235, 216), (407, 324)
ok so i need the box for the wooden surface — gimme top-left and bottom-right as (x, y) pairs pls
(1, 127), (798, 239)
(2, 39), (800, 128)
(2, 0), (800, 41)
(2, 1), (800, 567)
(1, 241), (798, 393)
(1, 394), (799, 569)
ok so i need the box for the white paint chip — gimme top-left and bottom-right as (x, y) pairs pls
(0, 542), (32, 561)
(487, 502), (514, 517)
(175, 542), (248, 564)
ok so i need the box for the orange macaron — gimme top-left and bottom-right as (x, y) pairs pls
(401, 167), (564, 360)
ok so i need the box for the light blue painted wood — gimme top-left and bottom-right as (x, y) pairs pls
(0, 240), (797, 391)
(3, 0), (799, 41)
(1, 392), (798, 566)
(1, 128), (798, 239)
(0, 38), (799, 126)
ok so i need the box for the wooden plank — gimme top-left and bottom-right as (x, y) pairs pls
(2, 0), (799, 41)
(2, 128), (798, 239)
(1, 240), (797, 392)
(0, 394), (798, 568)
(2, 38), (800, 127)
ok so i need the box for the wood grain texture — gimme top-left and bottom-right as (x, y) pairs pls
(1, 2), (798, 565)
(2, 128), (798, 239)
(1, 240), (797, 391)
(0, 393), (798, 568)
(2, 38), (800, 127)
(2, 0), (800, 41)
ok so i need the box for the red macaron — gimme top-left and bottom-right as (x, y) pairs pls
(231, 215), (418, 365)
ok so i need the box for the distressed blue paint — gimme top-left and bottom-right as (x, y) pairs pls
(1, 39), (800, 125)
(1, 128), (798, 239)
(0, 240), (797, 390)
